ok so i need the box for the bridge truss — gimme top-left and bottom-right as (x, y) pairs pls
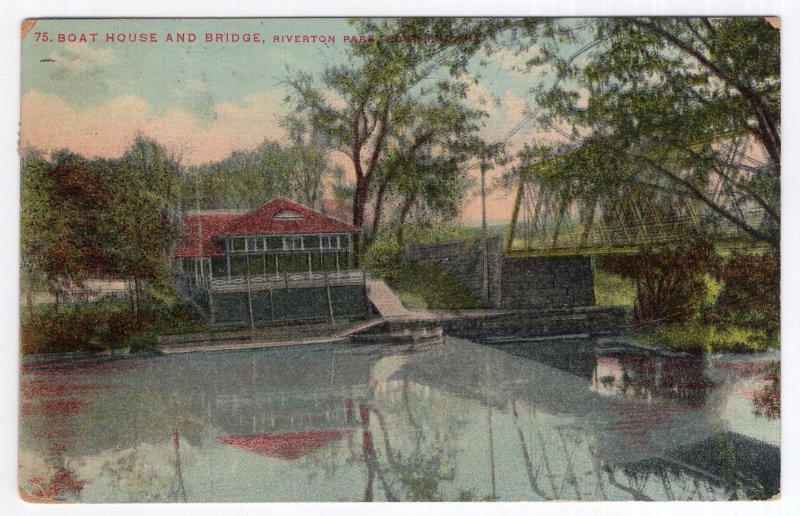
(503, 134), (777, 257)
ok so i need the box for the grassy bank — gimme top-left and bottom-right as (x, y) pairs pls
(390, 261), (482, 310)
(593, 268), (637, 307)
(641, 323), (779, 354)
(593, 264), (778, 355)
(364, 235), (482, 310)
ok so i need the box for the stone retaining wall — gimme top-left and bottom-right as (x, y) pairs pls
(405, 237), (595, 309)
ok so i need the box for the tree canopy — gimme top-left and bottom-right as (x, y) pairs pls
(284, 19), (498, 258)
(379, 17), (780, 248)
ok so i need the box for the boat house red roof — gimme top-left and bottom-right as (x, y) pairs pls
(173, 198), (358, 259)
(225, 197), (358, 236)
(173, 212), (242, 258)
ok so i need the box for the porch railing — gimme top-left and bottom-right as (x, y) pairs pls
(185, 269), (366, 293)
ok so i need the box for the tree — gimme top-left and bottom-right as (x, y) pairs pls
(521, 17), (780, 247)
(380, 17), (780, 248)
(20, 149), (118, 305)
(182, 138), (340, 211)
(108, 136), (183, 324)
(284, 19), (491, 260)
(377, 150), (471, 246)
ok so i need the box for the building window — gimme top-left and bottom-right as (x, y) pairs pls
(284, 236), (302, 250)
(232, 238), (246, 252)
(248, 237), (264, 252)
(321, 235), (339, 249)
(273, 210), (304, 220)
(304, 235), (320, 249)
(265, 237), (282, 250)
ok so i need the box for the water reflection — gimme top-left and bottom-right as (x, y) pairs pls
(19, 336), (779, 502)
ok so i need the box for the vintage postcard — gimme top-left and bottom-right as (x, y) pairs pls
(18, 17), (780, 503)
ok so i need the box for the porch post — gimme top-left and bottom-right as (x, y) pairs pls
(245, 258), (255, 331)
(325, 271), (334, 324)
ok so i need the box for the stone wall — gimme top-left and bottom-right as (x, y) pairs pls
(405, 238), (595, 309)
(500, 255), (595, 308)
(404, 237), (503, 306)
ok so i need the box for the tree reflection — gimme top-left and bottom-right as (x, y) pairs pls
(750, 362), (780, 420)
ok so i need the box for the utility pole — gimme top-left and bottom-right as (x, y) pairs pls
(480, 161), (491, 306)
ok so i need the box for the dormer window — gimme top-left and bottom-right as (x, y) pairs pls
(273, 210), (304, 221)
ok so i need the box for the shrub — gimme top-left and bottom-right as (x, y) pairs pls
(643, 322), (779, 355)
(363, 238), (403, 282)
(602, 243), (719, 327)
(713, 252), (779, 338)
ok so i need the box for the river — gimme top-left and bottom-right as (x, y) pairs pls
(18, 335), (780, 502)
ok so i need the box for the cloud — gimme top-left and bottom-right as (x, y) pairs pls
(44, 44), (116, 104)
(48, 43), (114, 76)
(174, 77), (218, 125)
(21, 90), (290, 165)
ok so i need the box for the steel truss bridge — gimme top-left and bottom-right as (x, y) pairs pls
(502, 134), (777, 258)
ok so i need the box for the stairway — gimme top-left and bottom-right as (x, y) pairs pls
(366, 279), (410, 318)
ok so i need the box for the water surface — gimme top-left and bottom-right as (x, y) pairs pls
(19, 336), (780, 502)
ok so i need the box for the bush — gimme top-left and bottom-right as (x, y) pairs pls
(364, 236), (482, 310)
(20, 291), (208, 355)
(363, 238), (404, 282)
(643, 323), (779, 355)
(392, 262), (482, 310)
(712, 252), (779, 338)
(602, 243), (719, 327)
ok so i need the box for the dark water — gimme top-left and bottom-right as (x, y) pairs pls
(18, 336), (780, 502)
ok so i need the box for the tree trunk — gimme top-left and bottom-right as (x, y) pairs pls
(351, 177), (370, 267)
(395, 193), (417, 247)
(370, 177), (391, 240)
(133, 276), (141, 329)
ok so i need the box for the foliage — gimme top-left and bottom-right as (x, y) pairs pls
(20, 293), (208, 355)
(592, 266), (637, 307)
(750, 362), (780, 420)
(643, 322), (778, 355)
(362, 237), (404, 283)
(390, 261), (482, 310)
(384, 17), (780, 248)
(21, 149), (118, 299)
(363, 235), (482, 310)
(285, 19), (496, 261)
(20, 136), (183, 325)
(375, 150), (473, 246)
(517, 17), (780, 248)
(602, 243), (719, 326)
(181, 138), (342, 211)
(712, 252), (779, 338)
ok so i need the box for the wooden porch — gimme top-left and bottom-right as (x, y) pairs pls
(197, 269), (367, 293)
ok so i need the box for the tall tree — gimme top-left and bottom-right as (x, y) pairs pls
(521, 17), (780, 247)
(284, 19), (491, 260)
(382, 17), (780, 247)
(182, 138), (340, 211)
(108, 136), (183, 322)
(20, 149), (118, 305)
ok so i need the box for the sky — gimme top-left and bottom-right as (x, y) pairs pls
(20, 18), (551, 224)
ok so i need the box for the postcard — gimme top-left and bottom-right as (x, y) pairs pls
(18, 17), (780, 503)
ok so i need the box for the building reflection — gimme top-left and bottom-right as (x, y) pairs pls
(19, 337), (778, 502)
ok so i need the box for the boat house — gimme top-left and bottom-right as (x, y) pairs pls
(172, 197), (366, 325)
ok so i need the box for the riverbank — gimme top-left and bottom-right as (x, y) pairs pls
(153, 306), (629, 354)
